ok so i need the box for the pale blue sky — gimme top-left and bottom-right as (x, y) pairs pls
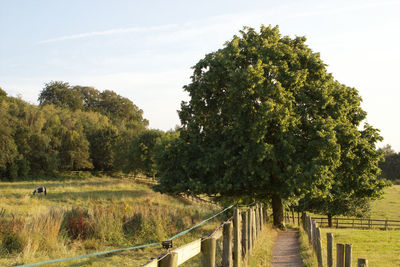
(1, 0), (399, 150)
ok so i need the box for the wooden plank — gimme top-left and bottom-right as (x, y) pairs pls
(172, 238), (201, 265)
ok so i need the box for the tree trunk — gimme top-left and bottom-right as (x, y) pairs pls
(328, 214), (333, 228)
(272, 194), (285, 229)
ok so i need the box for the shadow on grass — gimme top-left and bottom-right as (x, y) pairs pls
(45, 189), (151, 202)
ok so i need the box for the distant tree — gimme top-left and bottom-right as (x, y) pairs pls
(125, 130), (164, 177)
(156, 25), (386, 228)
(73, 86), (100, 111)
(0, 99), (19, 180)
(98, 90), (148, 130)
(38, 81), (83, 110)
(87, 125), (118, 171)
(379, 145), (400, 181)
(0, 87), (7, 97)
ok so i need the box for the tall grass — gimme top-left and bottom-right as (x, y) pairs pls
(0, 177), (221, 266)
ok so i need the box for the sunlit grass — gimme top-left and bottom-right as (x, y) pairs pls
(320, 228), (400, 267)
(370, 184), (400, 220)
(0, 176), (222, 266)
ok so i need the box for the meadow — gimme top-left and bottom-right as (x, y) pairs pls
(0, 175), (222, 266)
(311, 185), (400, 267)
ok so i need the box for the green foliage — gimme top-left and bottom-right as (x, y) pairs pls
(126, 129), (164, 177)
(38, 81), (83, 110)
(0, 87), (6, 97)
(379, 145), (400, 181)
(156, 25), (385, 227)
(88, 126), (118, 171)
(0, 82), (150, 178)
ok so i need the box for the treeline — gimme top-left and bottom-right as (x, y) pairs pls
(0, 82), (176, 180)
(379, 145), (400, 182)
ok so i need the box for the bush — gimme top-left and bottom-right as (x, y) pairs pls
(1, 232), (23, 253)
(62, 208), (93, 240)
(0, 216), (25, 254)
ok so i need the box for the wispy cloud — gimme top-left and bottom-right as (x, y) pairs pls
(37, 24), (178, 44)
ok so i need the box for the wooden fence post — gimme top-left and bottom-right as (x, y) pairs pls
(263, 206), (268, 223)
(248, 209), (252, 253)
(336, 243), (345, 267)
(241, 210), (248, 266)
(312, 220), (317, 251)
(292, 208), (295, 224)
(298, 211), (300, 227)
(252, 208), (256, 243)
(385, 219), (388, 230)
(201, 237), (217, 267)
(345, 244), (352, 267)
(159, 252), (178, 267)
(327, 233), (334, 267)
(234, 208), (241, 267)
(316, 228), (324, 267)
(357, 258), (368, 267)
(260, 205), (264, 232)
(223, 221), (233, 267)
(254, 205), (259, 237)
(307, 216), (313, 245)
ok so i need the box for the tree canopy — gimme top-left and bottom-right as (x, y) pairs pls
(156, 25), (386, 227)
(0, 82), (150, 180)
(379, 145), (400, 182)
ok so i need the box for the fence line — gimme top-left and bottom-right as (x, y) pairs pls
(302, 214), (369, 267)
(284, 211), (400, 230)
(144, 203), (268, 267)
(17, 205), (234, 267)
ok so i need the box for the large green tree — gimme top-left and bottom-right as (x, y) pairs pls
(156, 25), (384, 228)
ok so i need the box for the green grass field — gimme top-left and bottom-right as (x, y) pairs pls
(0, 176), (223, 266)
(311, 185), (400, 267)
(370, 184), (400, 220)
(319, 228), (400, 267)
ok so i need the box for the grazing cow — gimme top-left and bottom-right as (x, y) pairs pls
(33, 186), (47, 196)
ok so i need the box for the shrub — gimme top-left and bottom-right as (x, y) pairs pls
(62, 208), (92, 240)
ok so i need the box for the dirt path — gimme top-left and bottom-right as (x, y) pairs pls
(271, 228), (303, 267)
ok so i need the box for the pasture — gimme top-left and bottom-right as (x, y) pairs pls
(320, 228), (400, 266)
(0, 176), (222, 266)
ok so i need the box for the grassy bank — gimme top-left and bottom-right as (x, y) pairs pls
(0, 176), (222, 266)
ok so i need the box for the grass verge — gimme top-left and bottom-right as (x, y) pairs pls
(298, 227), (317, 267)
(248, 223), (278, 267)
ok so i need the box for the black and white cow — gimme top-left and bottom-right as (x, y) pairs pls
(33, 186), (47, 196)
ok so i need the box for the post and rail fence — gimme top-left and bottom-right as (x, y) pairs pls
(302, 214), (369, 267)
(143, 203), (268, 267)
(284, 211), (400, 231)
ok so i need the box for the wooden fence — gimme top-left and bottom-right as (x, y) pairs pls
(303, 214), (369, 267)
(143, 204), (268, 267)
(283, 211), (400, 231)
(311, 217), (400, 230)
